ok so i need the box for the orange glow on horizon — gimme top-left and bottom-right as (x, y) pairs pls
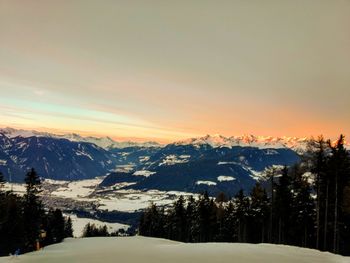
(0, 1), (349, 141)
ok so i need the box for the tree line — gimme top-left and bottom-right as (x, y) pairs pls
(81, 222), (129, 237)
(139, 135), (350, 255)
(0, 168), (73, 256)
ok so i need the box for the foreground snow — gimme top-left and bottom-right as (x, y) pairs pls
(0, 236), (347, 263)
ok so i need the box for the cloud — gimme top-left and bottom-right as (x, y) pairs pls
(0, 1), (349, 139)
(33, 89), (46, 96)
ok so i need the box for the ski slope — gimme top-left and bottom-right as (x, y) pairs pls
(0, 236), (347, 263)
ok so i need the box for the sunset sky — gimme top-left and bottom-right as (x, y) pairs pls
(0, 1), (349, 142)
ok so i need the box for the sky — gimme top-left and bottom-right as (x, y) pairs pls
(0, 1), (349, 142)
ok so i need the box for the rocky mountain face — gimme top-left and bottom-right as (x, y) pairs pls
(0, 133), (117, 182)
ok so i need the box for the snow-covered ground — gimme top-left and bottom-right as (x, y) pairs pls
(5, 177), (196, 213)
(196, 180), (217, 186)
(217, 175), (235, 182)
(132, 170), (156, 177)
(45, 177), (195, 212)
(3, 182), (26, 194)
(0, 236), (347, 263)
(159, 154), (190, 166)
(50, 177), (103, 199)
(97, 189), (195, 212)
(65, 214), (129, 237)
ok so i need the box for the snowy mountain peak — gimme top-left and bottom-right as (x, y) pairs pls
(0, 127), (161, 149)
(0, 127), (54, 138)
(1, 127), (348, 153)
(175, 134), (315, 153)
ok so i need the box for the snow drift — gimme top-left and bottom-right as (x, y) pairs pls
(0, 236), (347, 263)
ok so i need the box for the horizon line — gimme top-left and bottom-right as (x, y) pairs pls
(1, 125), (347, 144)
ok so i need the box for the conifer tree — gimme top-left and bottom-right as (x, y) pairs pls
(291, 169), (315, 247)
(265, 166), (278, 243)
(139, 203), (164, 238)
(249, 183), (270, 243)
(0, 193), (24, 255)
(23, 168), (43, 251)
(328, 135), (350, 253)
(185, 195), (198, 242)
(223, 201), (236, 242)
(49, 209), (66, 242)
(98, 225), (109, 237)
(274, 166), (292, 244)
(64, 216), (74, 238)
(215, 197), (226, 242)
(0, 169), (73, 255)
(168, 195), (186, 241)
(311, 136), (327, 250)
(82, 223), (93, 237)
(208, 198), (218, 241)
(0, 172), (5, 192)
(233, 189), (249, 242)
(197, 191), (212, 242)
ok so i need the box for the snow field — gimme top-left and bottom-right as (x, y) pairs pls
(0, 236), (347, 263)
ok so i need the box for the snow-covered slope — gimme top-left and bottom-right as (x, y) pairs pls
(0, 236), (346, 263)
(0, 134), (117, 181)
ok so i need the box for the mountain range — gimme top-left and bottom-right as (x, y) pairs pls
(0, 127), (321, 152)
(101, 144), (300, 196)
(0, 133), (116, 181)
(1, 127), (342, 195)
(0, 127), (161, 149)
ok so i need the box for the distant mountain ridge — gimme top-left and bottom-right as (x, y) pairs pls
(0, 127), (161, 149)
(0, 127), (336, 152)
(175, 134), (313, 154)
(1, 127), (346, 195)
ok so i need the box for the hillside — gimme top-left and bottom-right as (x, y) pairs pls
(101, 145), (300, 196)
(0, 133), (117, 181)
(0, 236), (346, 263)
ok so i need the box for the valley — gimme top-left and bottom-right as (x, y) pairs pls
(0, 127), (346, 238)
(4, 177), (196, 237)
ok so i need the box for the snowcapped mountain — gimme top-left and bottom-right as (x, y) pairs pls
(2, 127), (348, 153)
(175, 134), (314, 153)
(0, 127), (161, 149)
(0, 133), (118, 182)
(0, 127), (56, 139)
(57, 133), (161, 149)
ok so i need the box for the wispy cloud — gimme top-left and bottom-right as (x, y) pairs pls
(0, 1), (349, 139)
